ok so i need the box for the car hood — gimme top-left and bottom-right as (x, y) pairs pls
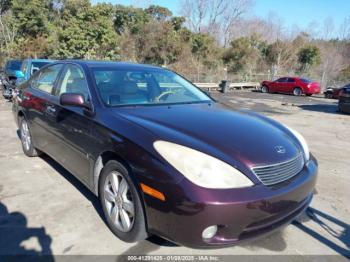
(113, 103), (301, 169)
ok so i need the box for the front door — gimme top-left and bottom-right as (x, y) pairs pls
(45, 64), (94, 185)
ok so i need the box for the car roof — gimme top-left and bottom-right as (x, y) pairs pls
(25, 58), (55, 62)
(6, 59), (22, 64)
(59, 60), (164, 70)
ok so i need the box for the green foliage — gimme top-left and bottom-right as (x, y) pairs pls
(114, 5), (149, 35)
(137, 20), (181, 65)
(145, 5), (172, 21)
(10, 0), (51, 37)
(0, 0), (11, 14)
(223, 35), (265, 73)
(50, 1), (120, 59)
(263, 40), (287, 65)
(297, 45), (321, 73)
(171, 16), (185, 31)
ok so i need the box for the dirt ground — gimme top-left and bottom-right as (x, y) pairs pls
(0, 90), (349, 260)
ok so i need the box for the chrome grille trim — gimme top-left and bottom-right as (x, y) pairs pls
(252, 153), (304, 186)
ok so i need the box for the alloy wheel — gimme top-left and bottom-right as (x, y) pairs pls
(294, 88), (302, 96)
(104, 171), (135, 232)
(21, 120), (31, 151)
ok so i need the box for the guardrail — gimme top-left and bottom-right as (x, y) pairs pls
(195, 82), (260, 92)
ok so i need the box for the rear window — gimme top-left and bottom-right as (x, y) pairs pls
(31, 61), (51, 75)
(6, 60), (22, 70)
(32, 62), (50, 69)
(300, 78), (312, 83)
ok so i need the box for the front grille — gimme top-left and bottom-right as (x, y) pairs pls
(252, 153), (304, 186)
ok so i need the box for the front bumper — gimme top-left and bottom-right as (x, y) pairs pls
(144, 157), (317, 248)
(305, 87), (321, 95)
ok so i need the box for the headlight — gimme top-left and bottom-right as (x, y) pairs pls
(284, 126), (310, 162)
(153, 141), (254, 189)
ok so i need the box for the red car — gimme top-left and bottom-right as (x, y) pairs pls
(324, 87), (342, 99)
(261, 77), (321, 96)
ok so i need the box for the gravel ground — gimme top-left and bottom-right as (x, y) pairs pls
(0, 90), (349, 261)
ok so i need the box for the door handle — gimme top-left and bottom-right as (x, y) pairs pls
(46, 105), (56, 114)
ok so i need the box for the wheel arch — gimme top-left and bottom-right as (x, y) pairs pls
(294, 86), (303, 93)
(17, 110), (26, 126)
(93, 150), (149, 230)
(93, 151), (132, 196)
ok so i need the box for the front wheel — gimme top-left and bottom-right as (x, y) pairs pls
(261, 85), (269, 93)
(19, 118), (41, 157)
(293, 87), (302, 96)
(99, 160), (148, 243)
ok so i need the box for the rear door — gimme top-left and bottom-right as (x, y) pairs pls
(286, 78), (296, 93)
(45, 64), (94, 184)
(273, 78), (287, 93)
(23, 64), (63, 153)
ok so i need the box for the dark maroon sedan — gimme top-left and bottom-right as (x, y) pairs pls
(13, 61), (317, 248)
(261, 77), (320, 96)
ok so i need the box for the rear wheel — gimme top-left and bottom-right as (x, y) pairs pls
(261, 85), (269, 93)
(293, 87), (302, 96)
(99, 160), (148, 242)
(19, 117), (41, 157)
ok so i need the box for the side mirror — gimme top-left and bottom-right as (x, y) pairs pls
(60, 93), (94, 117)
(15, 70), (24, 79)
(31, 67), (39, 75)
(60, 93), (88, 108)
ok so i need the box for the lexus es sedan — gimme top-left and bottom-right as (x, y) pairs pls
(261, 77), (320, 96)
(13, 61), (317, 248)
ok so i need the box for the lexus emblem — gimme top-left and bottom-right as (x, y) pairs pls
(275, 146), (286, 154)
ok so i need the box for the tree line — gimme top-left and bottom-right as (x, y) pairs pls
(0, 0), (349, 87)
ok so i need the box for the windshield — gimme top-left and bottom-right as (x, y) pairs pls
(300, 78), (312, 83)
(92, 68), (211, 106)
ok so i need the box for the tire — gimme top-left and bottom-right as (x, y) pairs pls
(306, 94), (312, 97)
(19, 117), (40, 157)
(338, 104), (343, 113)
(293, 87), (302, 96)
(261, 85), (269, 93)
(99, 160), (148, 243)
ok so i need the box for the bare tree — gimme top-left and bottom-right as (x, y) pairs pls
(221, 0), (252, 46)
(0, 6), (17, 58)
(181, 0), (208, 33)
(338, 16), (350, 40)
(180, 0), (252, 45)
(322, 17), (335, 39)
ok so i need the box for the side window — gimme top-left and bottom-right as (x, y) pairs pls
(287, 78), (295, 83)
(276, 78), (285, 82)
(21, 61), (28, 75)
(34, 64), (62, 94)
(56, 65), (90, 101)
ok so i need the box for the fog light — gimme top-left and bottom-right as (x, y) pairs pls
(202, 225), (218, 239)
